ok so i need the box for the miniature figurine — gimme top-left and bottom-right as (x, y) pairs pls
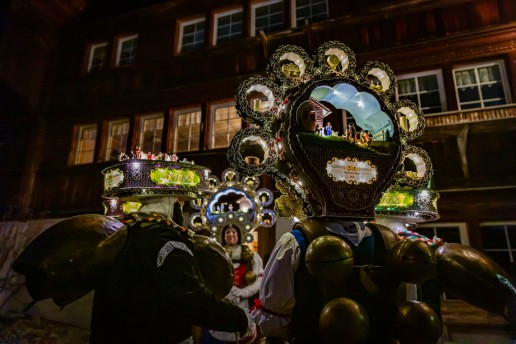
(325, 121), (332, 136)
(135, 146), (142, 159)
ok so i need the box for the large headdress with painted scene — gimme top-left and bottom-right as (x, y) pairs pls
(227, 41), (433, 220)
(102, 155), (211, 216)
(188, 168), (276, 244)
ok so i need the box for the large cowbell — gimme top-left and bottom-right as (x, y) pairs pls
(12, 214), (127, 308)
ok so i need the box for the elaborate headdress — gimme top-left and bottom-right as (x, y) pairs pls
(227, 41), (433, 220)
(102, 157), (211, 217)
(188, 168), (276, 243)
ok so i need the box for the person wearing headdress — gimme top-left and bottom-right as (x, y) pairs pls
(221, 224), (263, 310)
(89, 196), (256, 344)
(203, 224), (264, 343)
(228, 42), (516, 344)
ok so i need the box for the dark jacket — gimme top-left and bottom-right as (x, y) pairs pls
(90, 220), (248, 343)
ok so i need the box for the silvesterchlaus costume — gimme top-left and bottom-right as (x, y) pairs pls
(13, 158), (256, 344)
(226, 41), (516, 343)
(187, 168), (276, 343)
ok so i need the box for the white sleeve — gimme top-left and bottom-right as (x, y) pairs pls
(233, 251), (264, 299)
(250, 232), (301, 340)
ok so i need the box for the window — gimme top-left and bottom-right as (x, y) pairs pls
(179, 18), (206, 53)
(87, 42), (108, 73)
(74, 124), (97, 165)
(415, 222), (469, 245)
(294, 0), (329, 27)
(396, 70), (446, 114)
(251, 0), (285, 36)
(214, 9), (243, 45)
(480, 222), (516, 273)
(172, 108), (201, 153)
(453, 60), (509, 110)
(210, 102), (241, 149)
(139, 114), (164, 154)
(116, 35), (138, 67)
(105, 120), (129, 161)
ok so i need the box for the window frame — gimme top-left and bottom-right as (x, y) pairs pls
(208, 101), (241, 150)
(250, 0), (285, 37)
(105, 119), (130, 161)
(416, 222), (469, 245)
(170, 107), (202, 153)
(452, 59), (511, 110)
(479, 221), (516, 268)
(395, 69), (447, 114)
(86, 42), (109, 73)
(291, 0), (329, 28)
(137, 113), (165, 155)
(212, 7), (244, 46)
(72, 124), (98, 165)
(115, 34), (138, 67)
(177, 17), (206, 54)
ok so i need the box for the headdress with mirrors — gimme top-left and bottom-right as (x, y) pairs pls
(227, 41), (433, 220)
(188, 168), (277, 244)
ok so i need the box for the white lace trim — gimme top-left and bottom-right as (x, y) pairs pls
(156, 241), (193, 267)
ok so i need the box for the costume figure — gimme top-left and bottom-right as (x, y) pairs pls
(189, 168), (274, 343)
(228, 41), (516, 343)
(325, 122), (332, 136)
(204, 225), (264, 343)
(135, 145), (142, 158)
(222, 225), (263, 310)
(90, 198), (252, 344)
(12, 159), (257, 344)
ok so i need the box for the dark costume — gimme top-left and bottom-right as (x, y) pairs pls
(90, 213), (248, 344)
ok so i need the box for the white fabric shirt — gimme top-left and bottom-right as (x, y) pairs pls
(250, 221), (371, 341)
(210, 245), (264, 341)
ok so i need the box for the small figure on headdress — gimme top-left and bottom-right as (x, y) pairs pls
(346, 123), (356, 142)
(361, 130), (372, 147)
(135, 146), (142, 159)
(325, 122), (332, 136)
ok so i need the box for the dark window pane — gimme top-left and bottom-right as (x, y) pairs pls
(219, 16), (229, 26)
(481, 83), (506, 102)
(416, 227), (434, 238)
(484, 251), (512, 272)
(481, 225), (507, 249)
(507, 225), (516, 247)
(457, 87), (480, 103)
(418, 75), (438, 91)
(436, 228), (461, 243)
(183, 25), (194, 34)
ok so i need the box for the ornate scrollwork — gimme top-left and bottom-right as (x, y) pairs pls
(358, 61), (397, 100)
(394, 145), (433, 187)
(266, 45), (315, 88)
(394, 99), (426, 143)
(316, 41), (356, 77)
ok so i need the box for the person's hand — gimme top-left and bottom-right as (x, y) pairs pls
(225, 287), (240, 305)
(237, 321), (256, 344)
(237, 309), (257, 344)
(231, 286), (247, 298)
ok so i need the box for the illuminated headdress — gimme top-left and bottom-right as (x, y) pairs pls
(102, 156), (211, 217)
(188, 168), (276, 244)
(227, 41), (433, 220)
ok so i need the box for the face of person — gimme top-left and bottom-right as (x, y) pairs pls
(224, 227), (239, 246)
